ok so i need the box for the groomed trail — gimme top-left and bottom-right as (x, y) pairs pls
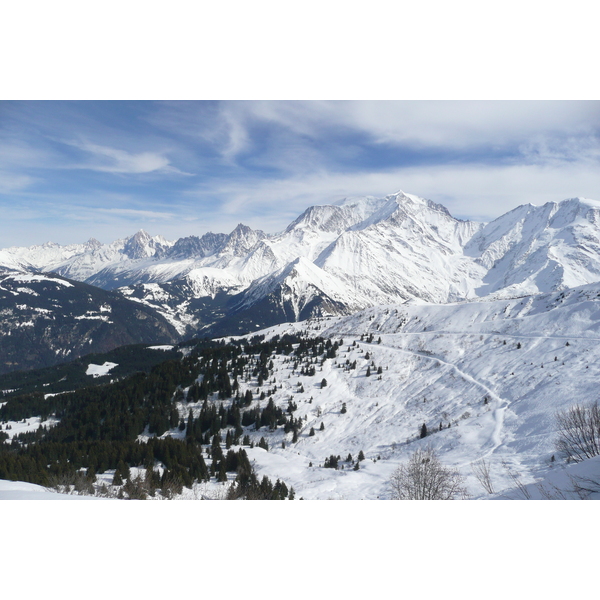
(361, 339), (510, 458)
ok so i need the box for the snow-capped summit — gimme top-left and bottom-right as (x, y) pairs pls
(465, 196), (600, 298)
(4, 190), (600, 337)
(219, 224), (266, 257)
(86, 238), (103, 251)
(122, 230), (171, 259)
(165, 232), (228, 260)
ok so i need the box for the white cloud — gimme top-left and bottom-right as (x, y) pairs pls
(0, 171), (36, 192)
(65, 140), (189, 175)
(201, 100), (600, 159)
(332, 101), (600, 149)
(190, 160), (600, 228)
(95, 207), (176, 220)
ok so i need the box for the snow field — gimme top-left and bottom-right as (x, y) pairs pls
(85, 362), (118, 377)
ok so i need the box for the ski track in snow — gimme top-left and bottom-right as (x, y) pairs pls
(360, 339), (510, 460)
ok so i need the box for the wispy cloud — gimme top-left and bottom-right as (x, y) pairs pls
(0, 171), (36, 193)
(2, 101), (600, 246)
(64, 140), (192, 175)
(188, 159), (600, 227)
(95, 207), (177, 220)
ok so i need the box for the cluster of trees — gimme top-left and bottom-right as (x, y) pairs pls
(323, 450), (365, 470)
(0, 334), (317, 497)
(226, 449), (294, 500)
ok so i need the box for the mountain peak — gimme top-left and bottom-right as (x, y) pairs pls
(123, 230), (162, 259)
(86, 237), (103, 250)
(221, 223), (266, 256)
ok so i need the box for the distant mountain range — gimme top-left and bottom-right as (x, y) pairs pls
(3, 190), (600, 367)
(0, 269), (179, 374)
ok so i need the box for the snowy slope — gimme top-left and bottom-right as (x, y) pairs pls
(3, 282), (600, 500)
(0, 479), (102, 500)
(466, 197), (600, 298)
(199, 283), (600, 499)
(4, 191), (600, 338)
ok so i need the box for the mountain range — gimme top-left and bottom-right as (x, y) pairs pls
(2, 189), (600, 367)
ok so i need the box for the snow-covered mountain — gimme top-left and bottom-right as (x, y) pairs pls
(0, 267), (180, 374)
(4, 190), (600, 337)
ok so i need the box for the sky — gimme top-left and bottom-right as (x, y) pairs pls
(1, 100), (600, 247)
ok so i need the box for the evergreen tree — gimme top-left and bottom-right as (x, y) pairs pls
(218, 461), (228, 482)
(112, 469), (123, 486)
(420, 423), (428, 438)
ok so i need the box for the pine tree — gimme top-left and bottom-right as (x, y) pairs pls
(319, 422), (325, 431)
(112, 469), (123, 486)
(321, 378), (327, 389)
(420, 423), (428, 438)
(218, 461), (228, 482)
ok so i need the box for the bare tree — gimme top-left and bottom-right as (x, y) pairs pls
(555, 400), (600, 463)
(535, 481), (568, 500)
(500, 460), (533, 499)
(567, 472), (600, 499)
(390, 446), (468, 500)
(471, 458), (495, 494)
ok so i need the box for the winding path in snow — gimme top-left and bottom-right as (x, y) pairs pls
(359, 338), (511, 456)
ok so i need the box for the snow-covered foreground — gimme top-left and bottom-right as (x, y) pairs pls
(0, 479), (101, 500)
(211, 284), (600, 499)
(3, 281), (600, 500)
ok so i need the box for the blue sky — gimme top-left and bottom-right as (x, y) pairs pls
(1, 100), (600, 247)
